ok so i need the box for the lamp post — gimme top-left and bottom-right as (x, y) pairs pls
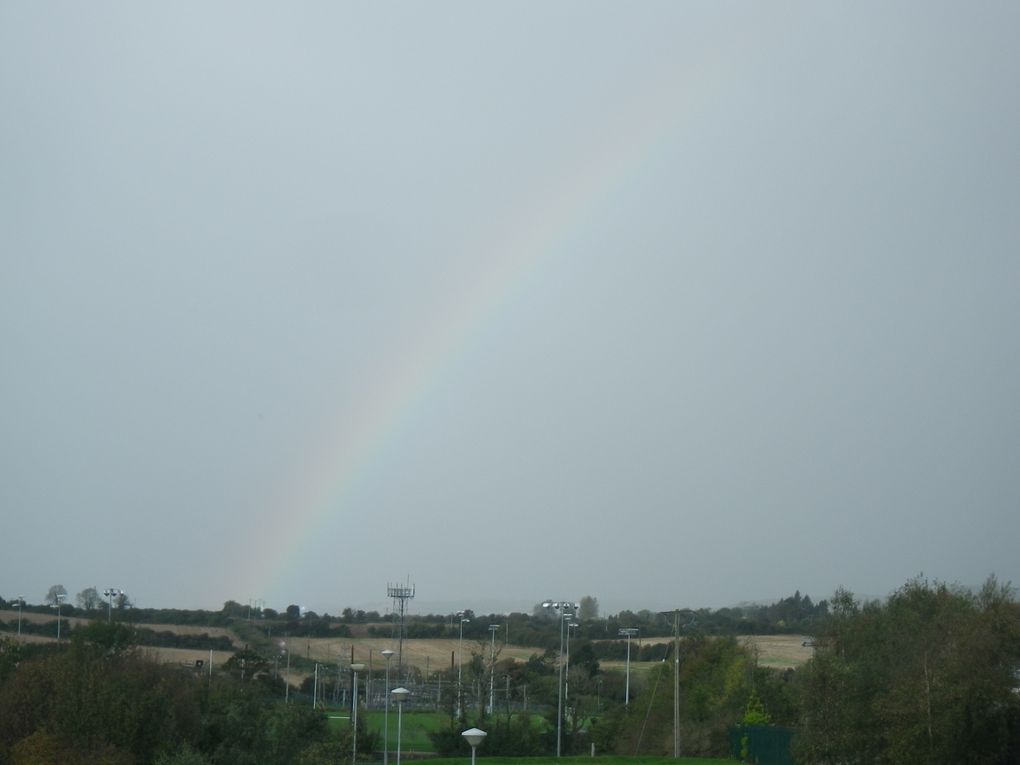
(565, 622), (578, 702)
(619, 628), (638, 705)
(351, 663), (365, 763)
(14, 597), (24, 637)
(542, 600), (578, 757)
(382, 649), (395, 765)
(487, 624), (500, 713)
(103, 588), (122, 623)
(313, 663), (328, 708)
(279, 642), (291, 703)
(55, 593), (66, 641)
(462, 727), (487, 765)
(391, 686), (410, 765)
(457, 612), (469, 717)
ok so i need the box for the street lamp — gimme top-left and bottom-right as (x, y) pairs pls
(313, 663), (328, 708)
(457, 612), (470, 717)
(13, 597), (24, 637)
(54, 593), (66, 642)
(382, 649), (395, 765)
(462, 727), (487, 765)
(542, 600), (578, 757)
(619, 628), (639, 705)
(488, 624), (500, 713)
(391, 686), (410, 765)
(351, 662), (365, 763)
(279, 642), (291, 703)
(103, 588), (122, 623)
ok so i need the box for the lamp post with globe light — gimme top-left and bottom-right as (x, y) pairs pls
(462, 727), (487, 765)
(382, 649), (395, 765)
(457, 612), (469, 717)
(391, 686), (410, 765)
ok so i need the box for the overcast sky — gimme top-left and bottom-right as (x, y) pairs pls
(2, 2), (1018, 617)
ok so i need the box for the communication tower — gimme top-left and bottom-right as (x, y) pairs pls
(387, 580), (415, 680)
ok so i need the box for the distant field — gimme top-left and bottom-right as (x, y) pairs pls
(599, 634), (813, 672)
(286, 637), (539, 671)
(737, 634), (814, 669)
(0, 610), (813, 671)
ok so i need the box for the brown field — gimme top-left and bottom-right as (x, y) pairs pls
(737, 634), (814, 669)
(600, 634), (813, 671)
(277, 637), (538, 670)
(1, 610), (813, 673)
(0, 610), (239, 645)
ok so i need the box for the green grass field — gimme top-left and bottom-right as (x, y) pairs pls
(325, 711), (739, 763)
(422, 758), (738, 765)
(326, 710), (449, 753)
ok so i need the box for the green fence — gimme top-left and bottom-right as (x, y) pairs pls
(729, 725), (797, 765)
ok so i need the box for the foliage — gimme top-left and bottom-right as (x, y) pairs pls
(579, 596), (600, 621)
(76, 587), (102, 611)
(0, 622), (348, 765)
(154, 744), (213, 765)
(610, 635), (755, 759)
(429, 714), (546, 757)
(794, 576), (1020, 765)
(741, 688), (771, 726)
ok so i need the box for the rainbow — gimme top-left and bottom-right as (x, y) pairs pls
(242, 42), (732, 605)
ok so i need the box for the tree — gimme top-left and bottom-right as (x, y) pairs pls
(77, 587), (102, 611)
(223, 648), (269, 681)
(795, 576), (1020, 765)
(579, 596), (599, 621)
(45, 584), (67, 606)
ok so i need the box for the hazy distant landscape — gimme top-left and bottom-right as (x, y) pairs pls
(2, 578), (1017, 764)
(4, 1), (1020, 763)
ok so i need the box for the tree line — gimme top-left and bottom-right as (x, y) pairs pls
(3, 577), (1017, 763)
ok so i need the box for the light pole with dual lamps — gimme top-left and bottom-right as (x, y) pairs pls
(382, 649), (395, 765)
(619, 628), (639, 705)
(391, 686), (410, 765)
(542, 600), (578, 757)
(103, 588), (122, 623)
